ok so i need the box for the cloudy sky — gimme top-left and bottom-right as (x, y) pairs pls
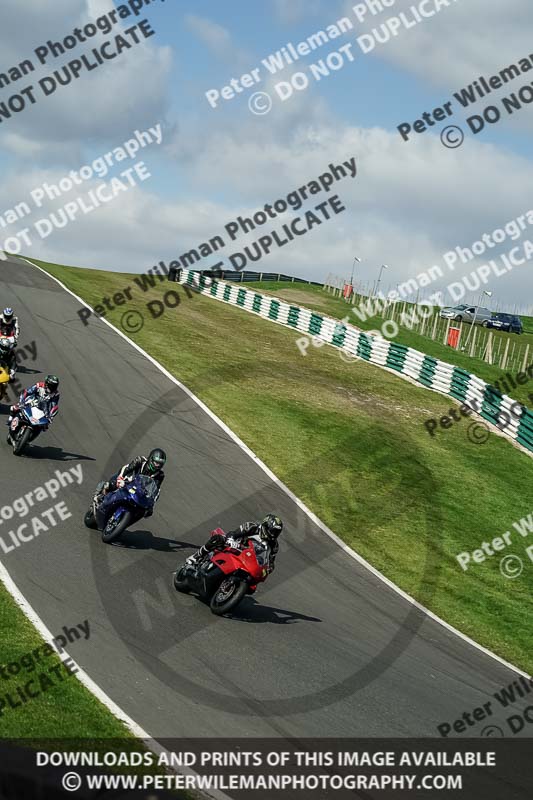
(0, 0), (532, 309)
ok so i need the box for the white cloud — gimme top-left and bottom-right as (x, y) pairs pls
(356, 0), (532, 88)
(272, 0), (324, 25)
(0, 0), (172, 154)
(345, 0), (533, 136)
(142, 104), (533, 306)
(1, 0), (532, 315)
(184, 14), (233, 59)
(4, 110), (533, 310)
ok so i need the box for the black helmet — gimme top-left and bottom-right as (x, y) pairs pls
(147, 448), (166, 474)
(45, 375), (59, 392)
(260, 514), (283, 542)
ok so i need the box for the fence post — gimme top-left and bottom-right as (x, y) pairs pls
(431, 313), (439, 341)
(259, 272), (263, 281)
(469, 327), (477, 358)
(484, 332), (493, 364)
(500, 338), (510, 370)
(443, 319), (450, 346)
(522, 343), (530, 373)
(487, 333), (502, 363)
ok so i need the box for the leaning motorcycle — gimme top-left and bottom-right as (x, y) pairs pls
(173, 528), (270, 616)
(84, 475), (158, 543)
(7, 397), (49, 456)
(0, 336), (16, 402)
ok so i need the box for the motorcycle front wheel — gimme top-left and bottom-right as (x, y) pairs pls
(84, 508), (97, 529)
(210, 578), (247, 616)
(13, 427), (32, 456)
(101, 510), (132, 543)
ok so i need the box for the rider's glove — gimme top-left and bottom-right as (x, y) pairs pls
(10, 404), (19, 413)
(210, 533), (226, 549)
(116, 476), (126, 488)
(240, 521), (255, 535)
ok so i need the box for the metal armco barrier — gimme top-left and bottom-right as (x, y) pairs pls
(179, 269), (533, 454)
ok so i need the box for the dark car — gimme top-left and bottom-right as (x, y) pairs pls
(487, 313), (523, 334)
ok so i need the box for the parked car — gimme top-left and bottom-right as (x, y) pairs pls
(486, 313), (523, 334)
(439, 305), (492, 325)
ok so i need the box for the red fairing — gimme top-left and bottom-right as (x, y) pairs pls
(211, 545), (265, 583)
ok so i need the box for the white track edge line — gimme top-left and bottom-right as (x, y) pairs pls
(20, 257), (532, 689)
(0, 560), (232, 800)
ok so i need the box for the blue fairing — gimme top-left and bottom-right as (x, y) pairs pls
(98, 474), (157, 526)
(21, 402), (50, 427)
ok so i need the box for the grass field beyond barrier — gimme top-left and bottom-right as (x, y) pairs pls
(244, 281), (533, 408)
(32, 258), (533, 679)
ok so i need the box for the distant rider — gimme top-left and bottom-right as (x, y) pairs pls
(0, 308), (20, 340)
(100, 448), (166, 517)
(0, 308), (19, 378)
(186, 514), (283, 572)
(8, 375), (60, 430)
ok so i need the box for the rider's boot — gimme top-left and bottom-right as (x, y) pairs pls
(185, 544), (210, 566)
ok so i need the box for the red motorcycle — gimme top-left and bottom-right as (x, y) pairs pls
(173, 528), (270, 615)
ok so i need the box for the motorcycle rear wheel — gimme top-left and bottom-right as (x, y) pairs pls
(101, 510), (132, 543)
(173, 567), (190, 593)
(210, 578), (247, 616)
(13, 427), (32, 456)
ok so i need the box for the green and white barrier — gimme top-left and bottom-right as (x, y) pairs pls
(179, 270), (533, 454)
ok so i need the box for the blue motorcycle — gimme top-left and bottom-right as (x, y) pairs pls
(84, 475), (158, 543)
(7, 398), (50, 456)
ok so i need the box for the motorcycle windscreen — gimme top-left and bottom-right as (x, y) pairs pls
(250, 540), (269, 567)
(129, 475), (159, 507)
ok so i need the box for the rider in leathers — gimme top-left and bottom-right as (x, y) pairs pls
(100, 449), (166, 517)
(8, 376), (60, 433)
(0, 308), (20, 378)
(187, 514), (283, 573)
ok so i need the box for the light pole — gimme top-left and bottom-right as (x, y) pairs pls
(375, 264), (388, 297)
(350, 256), (361, 287)
(466, 290), (492, 347)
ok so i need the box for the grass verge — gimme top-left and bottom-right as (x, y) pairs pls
(0, 580), (133, 737)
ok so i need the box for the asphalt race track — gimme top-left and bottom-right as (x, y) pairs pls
(0, 256), (527, 739)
